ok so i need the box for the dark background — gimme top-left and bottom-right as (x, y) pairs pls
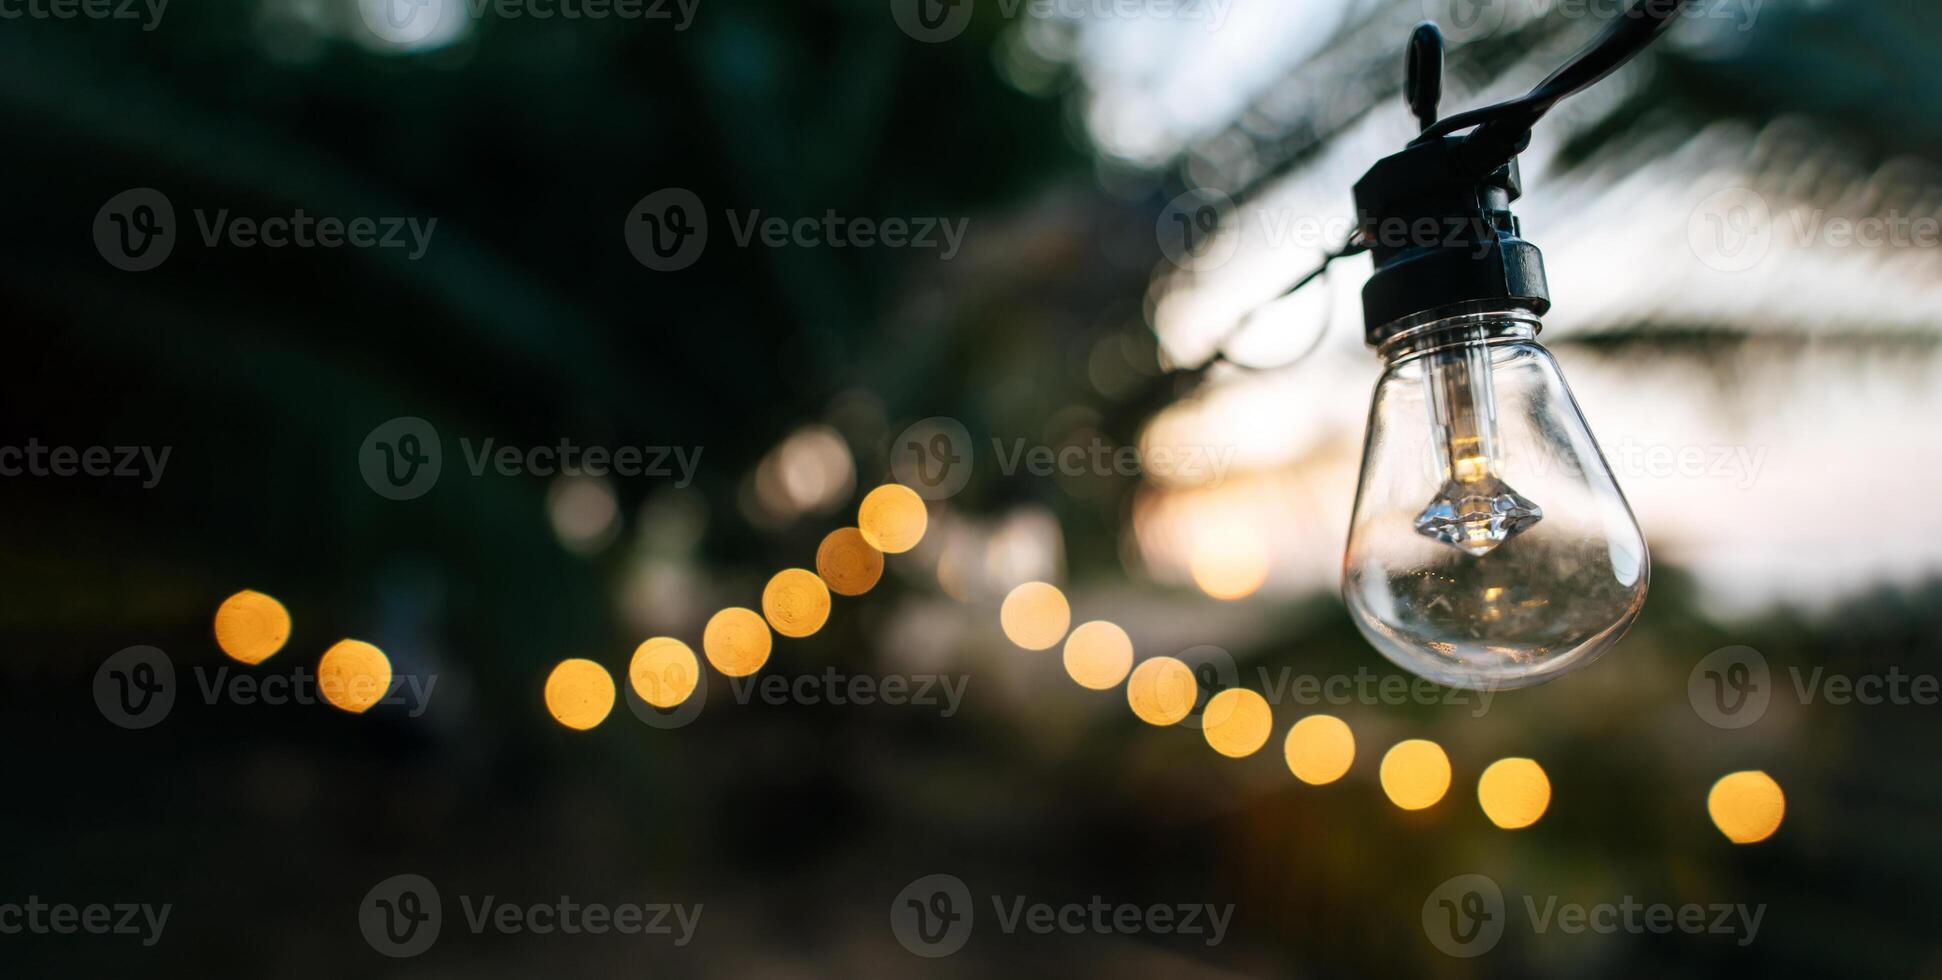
(4, 0), (1942, 975)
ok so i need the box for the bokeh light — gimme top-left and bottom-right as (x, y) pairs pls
(1708, 770), (1785, 844)
(815, 527), (884, 596)
(858, 483), (928, 554)
(762, 568), (832, 638)
(703, 607), (773, 677)
(1201, 688), (1272, 758)
(1477, 758), (1552, 829)
(1125, 656), (1196, 726)
(1189, 527), (1270, 601)
(1379, 739), (1452, 811)
(317, 639), (392, 715)
(999, 581), (1071, 651)
(544, 658), (616, 731)
(1283, 714), (1355, 785)
(1061, 620), (1133, 690)
(213, 589), (291, 665)
(628, 637), (700, 709)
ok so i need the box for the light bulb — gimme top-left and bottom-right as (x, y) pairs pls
(1343, 308), (1648, 690)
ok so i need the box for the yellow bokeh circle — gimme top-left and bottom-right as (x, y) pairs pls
(999, 581), (1071, 651)
(815, 527), (884, 597)
(1126, 656), (1197, 726)
(1283, 715), (1355, 785)
(1202, 688), (1273, 758)
(214, 590), (291, 665)
(1062, 621), (1133, 690)
(318, 639), (393, 715)
(1380, 739), (1452, 811)
(857, 484), (928, 554)
(703, 607), (773, 677)
(629, 637), (700, 709)
(544, 658), (616, 731)
(1708, 770), (1784, 844)
(1477, 757), (1552, 829)
(763, 568), (832, 639)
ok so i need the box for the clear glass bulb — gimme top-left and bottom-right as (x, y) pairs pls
(1343, 308), (1648, 690)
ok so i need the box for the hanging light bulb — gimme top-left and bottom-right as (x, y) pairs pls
(1336, 17), (1667, 690)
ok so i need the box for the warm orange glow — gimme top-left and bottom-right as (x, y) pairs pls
(628, 637), (699, 709)
(214, 590), (291, 665)
(1125, 656), (1196, 726)
(1708, 770), (1785, 844)
(1189, 529), (1269, 601)
(1380, 739), (1452, 811)
(1062, 621), (1133, 690)
(544, 658), (616, 731)
(1283, 715), (1355, 785)
(857, 484), (928, 554)
(1477, 758), (1551, 829)
(762, 568), (832, 638)
(999, 581), (1071, 651)
(1202, 688), (1272, 758)
(317, 639), (392, 715)
(815, 527), (885, 596)
(702, 607), (773, 677)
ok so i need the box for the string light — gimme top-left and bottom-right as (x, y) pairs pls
(213, 590), (291, 665)
(318, 639), (392, 715)
(544, 658), (616, 731)
(1283, 715), (1356, 785)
